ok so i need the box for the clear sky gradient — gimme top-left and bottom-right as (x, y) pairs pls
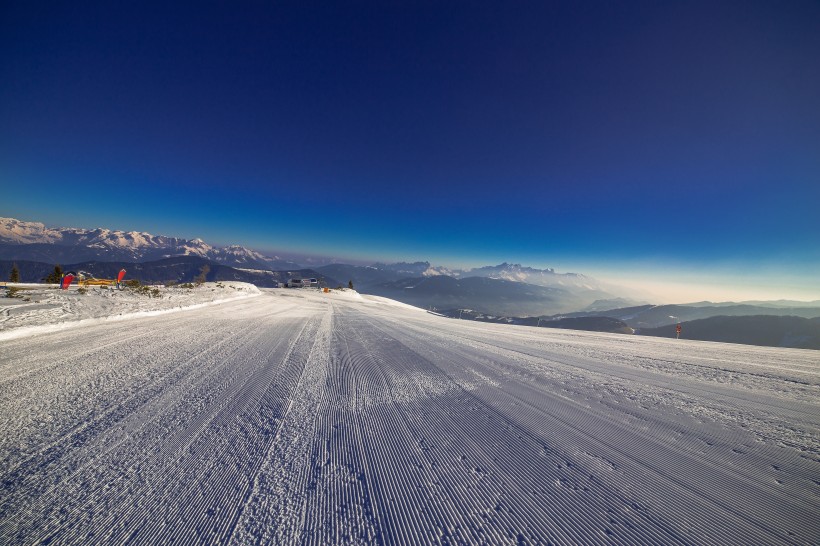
(1, 1), (818, 302)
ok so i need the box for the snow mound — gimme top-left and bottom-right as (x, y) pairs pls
(0, 282), (260, 340)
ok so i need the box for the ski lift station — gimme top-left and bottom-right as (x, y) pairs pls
(285, 278), (319, 288)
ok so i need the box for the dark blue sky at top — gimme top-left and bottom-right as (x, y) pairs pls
(1, 1), (818, 279)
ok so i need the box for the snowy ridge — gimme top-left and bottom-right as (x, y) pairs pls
(0, 217), (290, 268)
(0, 217), (203, 251)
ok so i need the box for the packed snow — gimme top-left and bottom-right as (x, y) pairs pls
(0, 282), (260, 341)
(0, 286), (818, 544)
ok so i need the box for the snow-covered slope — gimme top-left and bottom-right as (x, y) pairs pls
(0, 288), (817, 544)
(0, 282), (260, 339)
(0, 217), (297, 269)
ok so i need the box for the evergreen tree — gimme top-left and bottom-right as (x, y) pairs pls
(348, 280), (354, 290)
(9, 263), (20, 283)
(44, 265), (63, 284)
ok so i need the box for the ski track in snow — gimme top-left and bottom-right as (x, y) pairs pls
(0, 289), (818, 545)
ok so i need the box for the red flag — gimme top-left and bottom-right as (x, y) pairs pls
(117, 269), (126, 283)
(61, 273), (75, 290)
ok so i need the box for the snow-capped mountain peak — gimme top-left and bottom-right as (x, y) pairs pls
(0, 217), (296, 269)
(0, 218), (63, 244)
(369, 261), (455, 278)
(453, 262), (601, 290)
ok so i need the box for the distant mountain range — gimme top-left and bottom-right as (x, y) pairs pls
(438, 309), (634, 334)
(0, 257), (340, 289)
(1, 256), (618, 316)
(3, 215), (820, 350)
(456, 262), (608, 292)
(679, 299), (820, 309)
(552, 303), (820, 328)
(362, 275), (613, 315)
(317, 261), (613, 293)
(315, 261), (626, 314)
(437, 308), (820, 349)
(6, 217), (818, 341)
(0, 217), (300, 270)
(638, 315), (820, 350)
(1, 217), (634, 315)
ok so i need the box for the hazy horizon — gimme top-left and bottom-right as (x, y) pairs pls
(2, 2), (818, 305)
(3, 213), (818, 306)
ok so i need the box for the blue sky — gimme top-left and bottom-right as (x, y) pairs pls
(1, 1), (818, 301)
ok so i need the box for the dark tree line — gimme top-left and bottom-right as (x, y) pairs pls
(43, 265), (63, 284)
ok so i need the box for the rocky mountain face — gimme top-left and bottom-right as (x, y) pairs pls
(0, 217), (298, 269)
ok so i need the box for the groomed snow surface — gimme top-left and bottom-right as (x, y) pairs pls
(1, 286), (818, 545)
